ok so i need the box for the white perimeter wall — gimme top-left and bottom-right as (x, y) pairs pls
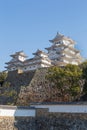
(31, 104), (87, 113)
(1, 104), (87, 117)
(0, 108), (35, 117)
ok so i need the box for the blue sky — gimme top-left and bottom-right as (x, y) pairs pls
(0, 0), (87, 71)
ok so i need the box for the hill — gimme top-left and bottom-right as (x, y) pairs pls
(0, 63), (87, 105)
(0, 68), (51, 105)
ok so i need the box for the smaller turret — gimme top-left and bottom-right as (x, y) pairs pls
(5, 51), (27, 71)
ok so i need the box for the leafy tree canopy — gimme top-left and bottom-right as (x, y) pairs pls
(0, 72), (7, 85)
(80, 61), (87, 94)
(46, 64), (82, 100)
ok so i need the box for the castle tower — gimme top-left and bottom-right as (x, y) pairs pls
(5, 51), (27, 71)
(23, 49), (52, 71)
(45, 32), (83, 66)
(33, 49), (52, 67)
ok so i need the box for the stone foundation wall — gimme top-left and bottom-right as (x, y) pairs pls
(1, 113), (87, 130)
(1, 105), (87, 130)
(0, 117), (35, 130)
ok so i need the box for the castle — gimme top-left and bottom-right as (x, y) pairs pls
(5, 32), (83, 72)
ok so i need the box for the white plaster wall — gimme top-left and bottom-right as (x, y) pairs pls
(65, 48), (75, 55)
(41, 60), (51, 65)
(70, 50), (75, 54)
(41, 64), (46, 67)
(41, 64), (49, 67)
(31, 104), (87, 113)
(71, 61), (78, 65)
(18, 56), (25, 62)
(1, 104), (87, 117)
(65, 54), (71, 58)
(69, 44), (74, 48)
(40, 54), (47, 58)
(0, 109), (35, 117)
(63, 40), (70, 45)
(63, 60), (69, 63)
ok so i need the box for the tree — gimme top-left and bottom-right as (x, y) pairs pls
(80, 61), (87, 94)
(46, 66), (69, 101)
(64, 64), (82, 98)
(0, 72), (7, 86)
(46, 64), (82, 101)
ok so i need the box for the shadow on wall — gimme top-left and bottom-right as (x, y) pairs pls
(14, 106), (36, 130)
(14, 106), (49, 130)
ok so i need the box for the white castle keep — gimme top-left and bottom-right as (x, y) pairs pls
(5, 33), (83, 72)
